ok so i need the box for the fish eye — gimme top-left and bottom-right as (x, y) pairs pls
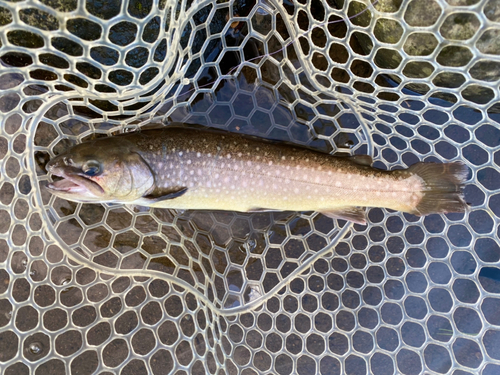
(82, 160), (101, 176)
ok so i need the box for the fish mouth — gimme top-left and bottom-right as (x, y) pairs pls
(46, 167), (105, 199)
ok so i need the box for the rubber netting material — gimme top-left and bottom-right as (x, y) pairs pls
(0, 0), (499, 374)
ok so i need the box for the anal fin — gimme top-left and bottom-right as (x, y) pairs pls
(321, 207), (366, 225)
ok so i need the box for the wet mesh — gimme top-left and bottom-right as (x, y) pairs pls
(0, 0), (499, 374)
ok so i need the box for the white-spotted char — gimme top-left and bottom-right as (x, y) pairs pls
(46, 126), (468, 224)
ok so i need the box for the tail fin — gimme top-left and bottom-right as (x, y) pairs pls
(409, 162), (469, 216)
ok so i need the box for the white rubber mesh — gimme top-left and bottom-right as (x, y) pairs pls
(0, 0), (499, 374)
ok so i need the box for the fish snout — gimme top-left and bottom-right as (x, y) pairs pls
(46, 155), (69, 175)
(45, 158), (57, 173)
(47, 154), (72, 170)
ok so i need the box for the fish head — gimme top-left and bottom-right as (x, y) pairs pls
(46, 137), (155, 203)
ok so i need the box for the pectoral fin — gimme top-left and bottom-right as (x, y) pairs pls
(321, 207), (366, 225)
(142, 187), (188, 203)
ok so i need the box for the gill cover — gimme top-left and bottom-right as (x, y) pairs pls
(103, 152), (155, 202)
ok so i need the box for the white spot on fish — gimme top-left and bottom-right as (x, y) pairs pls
(197, 152), (201, 157)
(179, 152), (183, 156)
(268, 161), (273, 166)
(227, 154), (231, 159)
(282, 156), (286, 160)
(335, 181), (341, 187)
(187, 160), (192, 165)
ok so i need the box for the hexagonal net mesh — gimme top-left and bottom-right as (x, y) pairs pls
(0, 0), (499, 373)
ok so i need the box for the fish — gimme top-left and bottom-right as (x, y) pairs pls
(45, 125), (469, 225)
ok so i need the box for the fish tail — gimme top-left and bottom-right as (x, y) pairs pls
(409, 161), (469, 215)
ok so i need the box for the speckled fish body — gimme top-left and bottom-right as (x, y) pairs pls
(46, 126), (468, 224)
